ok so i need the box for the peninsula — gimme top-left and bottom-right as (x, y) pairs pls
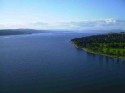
(71, 32), (125, 58)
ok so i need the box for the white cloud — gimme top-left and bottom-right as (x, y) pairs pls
(0, 18), (125, 30)
(57, 18), (125, 30)
(31, 22), (48, 26)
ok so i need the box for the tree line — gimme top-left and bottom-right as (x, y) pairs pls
(71, 32), (125, 57)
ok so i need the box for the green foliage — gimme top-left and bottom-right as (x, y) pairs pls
(71, 32), (125, 58)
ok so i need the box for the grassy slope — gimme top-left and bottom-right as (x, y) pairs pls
(72, 41), (123, 58)
(84, 47), (125, 59)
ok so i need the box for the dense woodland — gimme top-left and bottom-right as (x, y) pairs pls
(71, 32), (125, 58)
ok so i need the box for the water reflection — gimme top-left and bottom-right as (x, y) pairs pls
(85, 51), (125, 65)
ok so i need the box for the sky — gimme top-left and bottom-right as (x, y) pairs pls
(0, 0), (125, 30)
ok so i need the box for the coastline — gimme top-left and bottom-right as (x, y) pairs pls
(70, 41), (80, 48)
(71, 41), (125, 59)
(82, 48), (125, 59)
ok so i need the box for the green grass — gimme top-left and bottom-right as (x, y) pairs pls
(86, 44), (125, 58)
(84, 48), (125, 59)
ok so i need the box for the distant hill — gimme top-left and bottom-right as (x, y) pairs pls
(0, 29), (125, 36)
(76, 29), (125, 34)
(0, 29), (47, 36)
(0, 29), (77, 36)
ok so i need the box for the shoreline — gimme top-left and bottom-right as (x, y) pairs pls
(82, 48), (125, 59)
(71, 41), (125, 59)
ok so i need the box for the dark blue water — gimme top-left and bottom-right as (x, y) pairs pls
(0, 32), (125, 93)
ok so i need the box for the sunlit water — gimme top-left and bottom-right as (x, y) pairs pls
(0, 32), (125, 93)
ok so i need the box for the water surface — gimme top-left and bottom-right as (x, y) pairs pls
(0, 32), (125, 93)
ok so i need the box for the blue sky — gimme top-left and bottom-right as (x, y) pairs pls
(0, 0), (125, 30)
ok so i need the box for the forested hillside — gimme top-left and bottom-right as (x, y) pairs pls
(71, 32), (125, 58)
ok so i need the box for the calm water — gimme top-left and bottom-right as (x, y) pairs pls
(0, 32), (125, 93)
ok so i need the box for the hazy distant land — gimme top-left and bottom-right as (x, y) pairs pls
(0, 29), (125, 36)
(0, 29), (46, 36)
